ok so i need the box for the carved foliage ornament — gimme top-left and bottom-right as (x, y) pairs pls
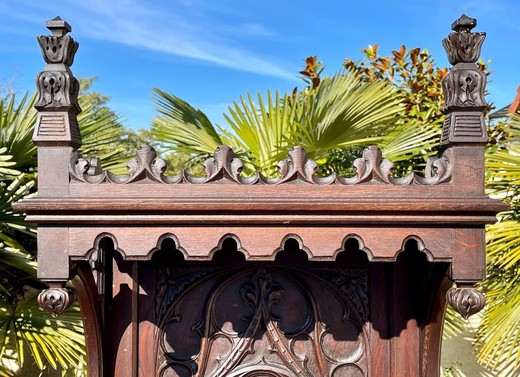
(70, 144), (453, 186)
(442, 14), (486, 65)
(441, 69), (487, 111)
(35, 17), (80, 113)
(441, 14), (488, 114)
(37, 287), (77, 317)
(35, 71), (81, 113)
(37, 33), (78, 66)
(446, 286), (485, 319)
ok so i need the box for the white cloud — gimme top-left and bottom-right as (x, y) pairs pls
(8, 0), (295, 80)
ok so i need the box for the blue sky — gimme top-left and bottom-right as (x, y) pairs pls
(0, 0), (518, 130)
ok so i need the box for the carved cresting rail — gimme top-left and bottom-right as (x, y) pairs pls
(14, 15), (507, 377)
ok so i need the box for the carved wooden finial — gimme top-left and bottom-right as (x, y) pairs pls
(451, 14), (477, 33)
(46, 16), (72, 37)
(37, 286), (77, 317)
(440, 15), (487, 146)
(34, 17), (81, 148)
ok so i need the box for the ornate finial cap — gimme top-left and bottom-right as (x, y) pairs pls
(451, 14), (477, 33)
(443, 14), (485, 65)
(46, 16), (71, 37)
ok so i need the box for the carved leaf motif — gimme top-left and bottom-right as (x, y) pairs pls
(155, 268), (216, 325)
(442, 70), (487, 111)
(35, 72), (80, 113)
(37, 287), (77, 317)
(37, 34), (79, 66)
(71, 144), (452, 186)
(202, 145), (259, 184)
(273, 147), (322, 184)
(415, 148), (453, 185)
(442, 18), (486, 66)
(446, 287), (485, 319)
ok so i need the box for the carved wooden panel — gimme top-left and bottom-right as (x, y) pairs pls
(155, 265), (369, 377)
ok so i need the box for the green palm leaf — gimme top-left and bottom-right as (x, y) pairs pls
(0, 174), (35, 250)
(0, 291), (85, 372)
(77, 96), (128, 172)
(152, 88), (223, 159)
(293, 73), (404, 157)
(475, 113), (520, 373)
(152, 73), (408, 176)
(0, 93), (37, 175)
(223, 90), (298, 175)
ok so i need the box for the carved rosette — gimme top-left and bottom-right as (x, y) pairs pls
(37, 287), (77, 317)
(70, 144), (453, 185)
(446, 286), (485, 319)
(34, 17), (81, 147)
(441, 14), (488, 145)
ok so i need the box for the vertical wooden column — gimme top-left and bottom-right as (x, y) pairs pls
(33, 17), (82, 316)
(440, 14), (488, 319)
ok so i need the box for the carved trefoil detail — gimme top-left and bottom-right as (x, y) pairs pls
(155, 266), (369, 376)
(70, 144), (452, 186)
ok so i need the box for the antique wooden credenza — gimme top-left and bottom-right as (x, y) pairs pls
(14, 15), (507, 377)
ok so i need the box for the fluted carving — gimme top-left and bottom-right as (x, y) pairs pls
(70, 145), (453, 186)
(37, 287), (77, 317)
(446, 286), (485, 319)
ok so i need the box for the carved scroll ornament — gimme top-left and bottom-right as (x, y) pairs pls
(70, 144), (452, 186)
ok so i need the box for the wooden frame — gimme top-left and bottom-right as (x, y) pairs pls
(14, 14), (506, 377)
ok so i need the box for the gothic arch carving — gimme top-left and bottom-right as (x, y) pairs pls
(397, 236), (449, 262)
(334, 234), (374, 261)
(271, 234), (313, 261)
(154, 265), (370, 377)
(208, 233), (251, 261)
(146, 233), (187, 260)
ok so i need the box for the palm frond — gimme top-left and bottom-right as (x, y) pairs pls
(0, 93), (37, 174)
(291, 73), (405, 160)
(381, 120), (441, 163)
(152, 88), (223, 159)
(77, 96), (128, 173)
(223, 90), (298, 175)
(0, 292), (85, 373)
(476, 112), (520, 370)
(0, 174), (35, 249)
